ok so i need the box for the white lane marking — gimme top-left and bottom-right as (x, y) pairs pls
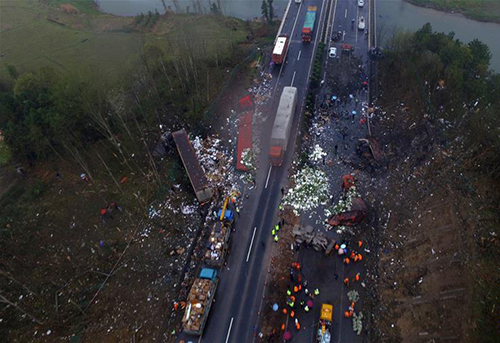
(297, 50), (302, 61)
(246, 227), (257, 262)
(327, 0), (339, 44)
(198, 335), (202, 343)
(225, 317), (234, 343)
(337, 263), (346, 342)
(344, 8), (347, 18)
(291, 71), (296, 87)
(273, 1), (303, 96)
(356, 5), (359, 42)
(276, 0), (293, 40)
(265, 165), (272, 189)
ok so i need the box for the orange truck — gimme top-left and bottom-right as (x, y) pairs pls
(317, 303), (333, 343)
(272, 35), (289, 65)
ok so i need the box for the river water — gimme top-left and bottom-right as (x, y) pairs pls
(375, 0), (500, 72)
(96, 0), (288, 20)
(97, 0), (500, 71)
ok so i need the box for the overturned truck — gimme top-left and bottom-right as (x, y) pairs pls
(172, 129), (214, 204)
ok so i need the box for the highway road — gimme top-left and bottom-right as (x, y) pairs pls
(181, 1), (330, 342)
(178, 0), (372, 341)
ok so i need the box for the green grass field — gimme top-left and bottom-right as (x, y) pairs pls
(0, 140), (11, 166)
(407, 0), (500, 23)
(0, 0), (249, 81)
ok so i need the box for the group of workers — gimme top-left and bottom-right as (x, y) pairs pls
(271, 222), (281, 242)
(282, 262), (321, 331)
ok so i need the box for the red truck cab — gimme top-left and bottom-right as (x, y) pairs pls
(269, 146), (284, 166)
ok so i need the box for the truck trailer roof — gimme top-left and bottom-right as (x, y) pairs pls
(271, 87), (298, 142)
(273, 36), (288, 56)
(172, 129), (214, 203)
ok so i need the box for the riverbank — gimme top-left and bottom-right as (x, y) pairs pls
(405, 0), (500, 23)
(0, 0), (251, 81)
(370, 24), (500, 342)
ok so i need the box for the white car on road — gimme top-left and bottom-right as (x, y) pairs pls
(358, 0), (364, 7)
(328, 47), (337, 58)
(358, 16), (366, 30)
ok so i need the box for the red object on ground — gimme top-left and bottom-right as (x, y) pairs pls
(100, 208), (107, 215)
(236, 111), (253, 171)
(238, 95), (253, 111)
(342, 174), (355, 189)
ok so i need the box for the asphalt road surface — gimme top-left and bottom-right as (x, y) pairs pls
(178, 0), (371, 341)
(289, 0), (372, 342)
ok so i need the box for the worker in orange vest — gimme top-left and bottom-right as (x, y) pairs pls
(354, 254), (359, 262)
(174, 302), (179, 311)
(357, 253), (363, 261)
(344, 277), (349, 286)
(355, 273), (360, 282)
(344, 257), (350, 265)
(335, 243), (340, 250)
(344, 310), (351, 318)
(350, 251), (356, 259)
(358, 240), (363, 248)
(294, 286), (299, 293)
(283, 308), (288, 314)
(290, 310), (295, 318)
(281, 324), (286, 331)
(295, 319), (300, 330)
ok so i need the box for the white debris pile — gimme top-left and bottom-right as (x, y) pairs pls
(241, 148), (256, 171)
(310, 144), (327, 162)
(331, 184), (359, 216)
(353, 311), (364, 335)
(192, 135), (238, 191)
(282, 166), (329, 215)
(347, 290), (360, 303)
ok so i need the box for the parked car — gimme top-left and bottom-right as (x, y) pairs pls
(358, 0), (364, 7)
(328, 47), (337, 58)
(358, 16), (366, 30)
(331, 30), (342, 42)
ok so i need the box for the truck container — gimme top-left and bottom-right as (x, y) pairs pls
(317, 303), (333, 343)
(182, 268), (219, 336)
(302, 6), (318, 43)
(204, 221), (231, 267)
(172, 129), (214, 204)
(272, 35), (289, 65)
(269, 87), (298, 166)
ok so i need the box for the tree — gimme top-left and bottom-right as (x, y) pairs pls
(261, 0), (268, 21)
(268, 0), (274, 21)
(210, 2), (219, 14)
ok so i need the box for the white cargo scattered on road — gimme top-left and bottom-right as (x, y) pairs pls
(328, 47), (337, 58)
(358, 0), (364, 7)
(358, 16), (366, 30)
